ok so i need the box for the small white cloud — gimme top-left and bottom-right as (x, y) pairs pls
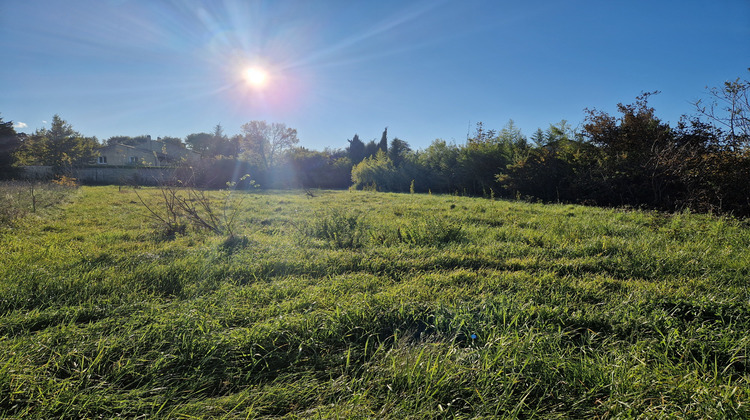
(13, 121), (28, 129)
(42, 120), (48, 125)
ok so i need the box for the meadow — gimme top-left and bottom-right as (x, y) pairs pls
(1, 184), (749, 418)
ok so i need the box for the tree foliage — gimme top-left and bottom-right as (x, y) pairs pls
(345, 77), (750, 216)
(495, 88), (750, 216)
(413, 139), (460, 192)
(351, 150), (407, 191)
(498, 121), (590, 202)
(378, 127), (388, 153)
(581, 92), (676, 207)
(287, 147), (352, 189)
(186, 125), (238, 158)
(159, 136), (184, 146)
(240, 121), (299, 169)
(106, 135), (151, 146)
(17, 115), (98, 173)
(388, 137), (411, 167)
(185, 132), (214, 156)
(8, 73), (750, 217)
(363, 140), (379, 160)
(0, 115), (21, 178)
(347, 134), (365, 164)
(454, 120), (528, 196)
(693, 69), (750, 147)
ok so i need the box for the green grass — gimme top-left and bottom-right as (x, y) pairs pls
(1, 185), (750, 418)
(0, 181), (79, 228)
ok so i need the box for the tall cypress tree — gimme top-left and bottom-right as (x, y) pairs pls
(378, 127), (388, 153)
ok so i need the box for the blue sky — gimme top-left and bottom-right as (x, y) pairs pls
(1, 0), (748, 150)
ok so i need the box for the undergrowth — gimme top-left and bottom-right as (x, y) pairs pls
(0, 181), (78, 228)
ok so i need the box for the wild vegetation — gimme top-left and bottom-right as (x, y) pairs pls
(1, 185), (749, 418)
(0, 181), (79, 228)
(3, 71), (749, 217)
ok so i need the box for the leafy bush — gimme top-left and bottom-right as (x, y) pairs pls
(351, 150), (411, 192)
(52, 175), (78, 187)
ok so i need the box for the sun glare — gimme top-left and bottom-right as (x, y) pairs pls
(243, 67), (268, 88)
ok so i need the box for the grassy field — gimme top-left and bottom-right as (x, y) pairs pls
(1, 185), (750, 418)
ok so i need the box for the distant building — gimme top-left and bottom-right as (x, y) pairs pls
(96, 136), (199, 166)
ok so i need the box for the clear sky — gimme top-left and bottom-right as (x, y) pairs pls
(1, 0), (748, 151)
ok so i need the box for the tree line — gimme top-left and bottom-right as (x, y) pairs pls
(1, 71), (748, 216)
(350, 76), (750, 217)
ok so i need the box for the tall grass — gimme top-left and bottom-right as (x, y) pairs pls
(1, 186), (749, 418)
(0, 181), (78, 227)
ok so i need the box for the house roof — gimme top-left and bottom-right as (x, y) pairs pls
(99, 140), (199, 159)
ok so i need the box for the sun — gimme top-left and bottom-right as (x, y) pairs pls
(243, 66), (268, 88)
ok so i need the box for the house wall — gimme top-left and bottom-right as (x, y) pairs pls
(21, 166), (178, 185)
(21, 165), (54, 179)
(99, 145), (159, 166)
(74, 167), (177, 185)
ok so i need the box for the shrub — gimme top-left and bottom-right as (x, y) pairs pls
(52, 175), (78, 187)
(134, 174), (255, 239)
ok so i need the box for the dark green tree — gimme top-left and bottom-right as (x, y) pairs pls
(378, 127), (388, 153)
(18, 115), (98, 173)
(159, 136), (184, 146)
(347, 134), (365, 164)
(286, 147), (352, 189)
(530, 128), (546, 147)
(184, 125), (238, 158)
(210, 124), (239, 157)
(415, 139), (461, 192)
(363, 140), (379, 159)
(388, 137), (411, 167)
(458, 121), (515, 196)
(498, 121), (589, 202)
(185, 132), (214, 157)
(497, 120), (529, 164)
(0, 115), (21, 178)
(106, 135), (151, 146)
(466, 121), (496, 148)
(582, 92), (675, 207)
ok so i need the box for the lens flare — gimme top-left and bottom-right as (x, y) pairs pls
(243, 67), (268, 88)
